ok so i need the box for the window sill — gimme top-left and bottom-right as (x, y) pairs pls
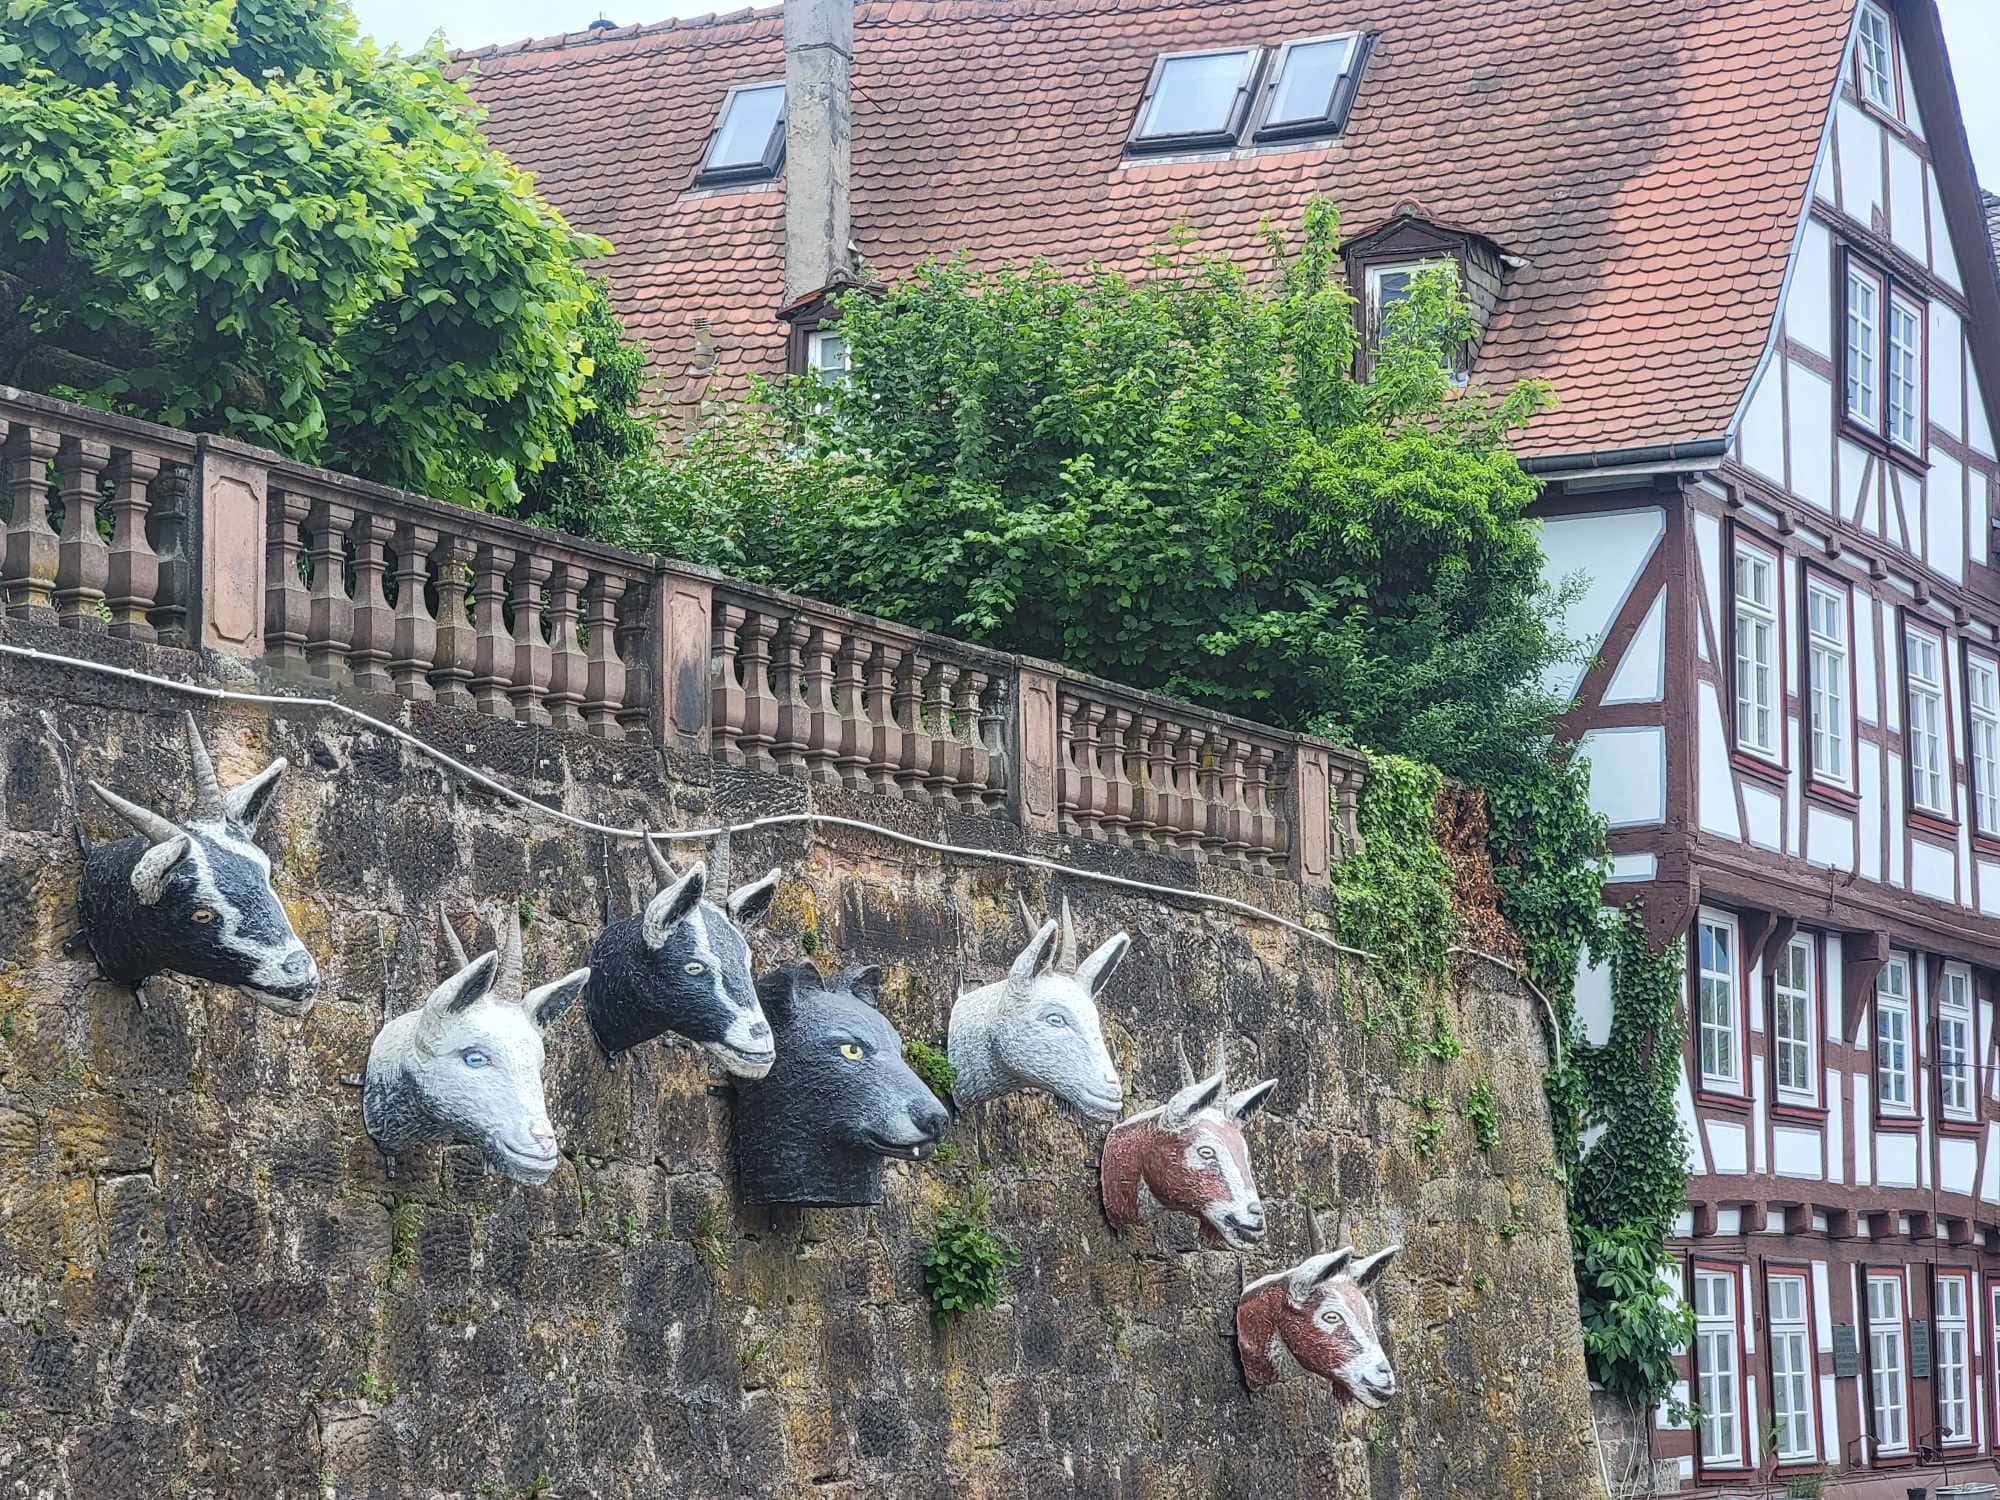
(1870, 1450), (1917, 1468)
(1696, 1087), (1753, 1114)
(1805, 779), (1861, 812)
(1770, 1099), (1829, 1123)
(1937, 1115), (1982, 1138)
(1731, 749), (1789, 787)
(1872, 1110), (1922, 1132)
(1972, 831), (2000, 858)
(1909, 809), (1959, 840)
(1840, 415), (1929, 477)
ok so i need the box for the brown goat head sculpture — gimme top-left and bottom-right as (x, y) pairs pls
(1099, 1037), (1277, 1250)
(1235, 1214), (1400, 1404)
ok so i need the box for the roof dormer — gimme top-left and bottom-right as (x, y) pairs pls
(1341, 204), (1509, 377)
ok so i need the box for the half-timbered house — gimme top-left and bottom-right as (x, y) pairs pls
(461, 0), (2000, 1490)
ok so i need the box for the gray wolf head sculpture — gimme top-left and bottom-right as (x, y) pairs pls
(733, 961), (951, 1206)
(1099, 1037), (1278, 1250)
(582, 832), (781, 1074)
(77, 711), (318, 1014)
(947, 895), (1127, 1119)
(1235, 1214), (1400, 1403)
(361, 905), (588, 1185)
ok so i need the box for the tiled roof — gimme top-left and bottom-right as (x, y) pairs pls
(460, 0), (1855, 460)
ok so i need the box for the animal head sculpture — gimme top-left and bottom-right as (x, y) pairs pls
(1099, 1038), (1277, 1250)
(733, 961), (951, 1206)
(947, 896), (1127, 1119)
(1236, 1215), (1400, 1403)
(361, 905), (588, 1185)
(582, 832), (781, 1075)
(77, 712), (318, 1014)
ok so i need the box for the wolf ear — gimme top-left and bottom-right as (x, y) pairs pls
(643, 862), (707, 950)
(756, 961), (816, 1028)
(525, 967), (590, 1031)
(725, 868), (781, 930)
(130, 834), (193, 905)
(845, 965), (883, 1006)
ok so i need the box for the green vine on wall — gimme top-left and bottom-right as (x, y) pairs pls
(923, 1186), (1018, 1324)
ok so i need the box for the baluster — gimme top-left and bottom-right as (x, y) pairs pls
(614, 583), (651, 740)
(1127, 714), (1161, 850)
(430, 536), (476, 710)
(1242, 746), (1276, 871)
(1218, 737), (1252, 866)
(544, 563), (585, 732)
(105, 449), (162, 643)
(469, 542), (515, 718)
(388, 521), (440, 702)
(710, 600), (749, 765)
(582, 573), (627, 740)
(5, 424), (59, 621)
(1197, 732), (1228, 860)
(1262, 750), (1294, 874)
(1056, 693), (1083, 837)
(1171, 725), (1205, 857)
(1145, 719), (1180, 854)
(952, 667), (990, 813)
(737, 609), (781, 773)
(54, 436), (110, 630)
(1097, 706), (1135, 847)
(770, 617), (810, 775)
(893, 650), (932, 803)
(305, 498), (355, 683)
(802, 623), (843, 786)
(979, 673), (1009, 809)
(922, 660), (959, 804)
(1069, 699), (1105, 840)
(508, 553), (553, 725)
(833, 634), (872, 792)
(263, 486), (308, 669)
(146, 463), (193, 647)
(864, 642), (900, 796)
(347, 511), (394, 696)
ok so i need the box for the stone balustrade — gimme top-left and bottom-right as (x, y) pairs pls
(1, 385), (1362, 880)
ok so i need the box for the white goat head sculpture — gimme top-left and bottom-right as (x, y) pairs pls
(361, 905), (588, 1185)
(947, 895), (1127, 1119)
(1235, 1214), (1400, 1404)
(78, 711), (318, 1014)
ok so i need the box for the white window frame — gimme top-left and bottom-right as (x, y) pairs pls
(1768, 1271), (1818, 1465)
(1876, 956), (1914, 1116)
(1887, 291), (1923, 453)
(1846, 261), (1882, 431)
(1773, 935), (1817, 1106)
(1696, 912), (1742, 1093)
(1732, 542), (1780, 762)
(1868, 1271), (1910, 1455)
(1806, 576), (1852, 787)
(1937, 1272), (1974, 1447)
(806, 328), (849, 383)
(1969, 650), (2000, 837)
(1939, 965), (1976, 1121)
(1694, 1267), (1743, 1469)
(1906, 623), (1950, 818)
(1365, 259), (1454, 341)
(1857, 1), (1899, 116)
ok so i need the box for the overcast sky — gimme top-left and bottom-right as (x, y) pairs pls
(354, 0), (2000, 186)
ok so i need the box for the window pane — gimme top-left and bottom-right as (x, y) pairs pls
(1267, 36), (1352, 126)
(708, 83), (785, 172)
(1889, 298), (1922, 449)
(1860, 5), (1896, 110)
(1847, 269), (1878, 426)
(1808, 583), (1848, 782)
(1142, 50), (1253, 138)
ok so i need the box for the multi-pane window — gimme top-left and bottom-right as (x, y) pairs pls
(1906, 626), (1949, 816)
(697, 82), (787, 184)
(1869, 1272), (1909, 1454)
(1807, 579), (1850, 785)
(1698, 915), (1740, 1091)
(1877, 957), (1913, 1114)
(1695, 1268), (1742, 1468)
(1130, 34), (1368, 154)
(1846, 264), (1880, 429)
(1888, 295), (1922, 451)
(1132, 48), (1260, 148)
(1253, 34), (1364, 142)
(807, 329), (849, 383)
(1733, 545), (1779, 759)
(1939, 967), (1975, 1120)
(1937, 1274), (1973, 1446)
(1970, 654), (2000, 836)
(1768, 1273), (1817, 1464)
(1858, 1), (1898, 115)
(1367, 260), (1452, 340)
(1773, 936), (1816, 1104)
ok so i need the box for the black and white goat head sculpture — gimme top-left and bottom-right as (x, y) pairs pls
(78, 712), (319, 1015)
(581, 832), (782, 1075)
(361, 905), (589, 1185)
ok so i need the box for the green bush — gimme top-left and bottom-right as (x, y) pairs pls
(922, 1189), (1017, 1322)
(1573, 1222), (1694, 1411)
(903, 1038), (957, 1107)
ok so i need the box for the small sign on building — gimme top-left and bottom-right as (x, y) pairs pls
(1832, 1324), (1859, 1377)
(1911, 1318), (1933, 1379)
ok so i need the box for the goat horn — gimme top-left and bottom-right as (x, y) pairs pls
(644, 829), (674, 887)
(1014, 890), (1037, 938)
(1209, 1037), (1228, 1089)
(498, 901), (524, 999)
(1308, 1212), (1327, 1254)
(183, 712), (225, 820)
(712, 822), (733, 889)
(1056, 895), (1078, 972)
(439, 904), (469, 972)
(87, 781), (180, 846)
(1176, 1035), (1196, 1087)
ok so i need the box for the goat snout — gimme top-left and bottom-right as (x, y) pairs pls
(280, 948), (316, 980)
(530, 1126), (557, 1152)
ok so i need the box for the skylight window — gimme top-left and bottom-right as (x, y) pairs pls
(1130, 48), (1260, 151)
(698, 81), (786, 185)
(1254, 34), (1362, 141)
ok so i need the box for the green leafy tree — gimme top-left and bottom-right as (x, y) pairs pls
(0, 0), (614, 510)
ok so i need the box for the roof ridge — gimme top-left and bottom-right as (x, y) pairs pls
(449, 5), (784, 62)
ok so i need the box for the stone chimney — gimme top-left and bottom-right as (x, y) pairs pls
(782, 0), (853, 305)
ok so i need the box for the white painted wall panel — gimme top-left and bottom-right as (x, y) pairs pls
(1889, 753), (1905, 885)
(1694, 510), (1722, 650)
(1855, 1075), (1873, 1185)
(1742, 780), (1782, 851)
(1574, 945), (1613, 1047)
(1928, 448), (1965, 585)
(1913, 833), (1953, 901)
(1707, 1119), (1747, 1175)
(1806, 804), (1856, 871)
(1984, 1124), (2000, 1202)
(1856, 591), (1878, 723)
(1827, 1064), (1843, 1184)
(1698, 684), (1740, 839)
(1842, 438), (1874, 532)
(1878, 1129), (1918, 1187)
(1608, 852), (1656, 883)
(1741, 362), (1785, 484)
(1603, 590), (1664, 704)
(1773, 1126), (1822, 1179)
(1581, 727), (1665, 828)
(1888, 135), (1926, 263)
(1860, 742), (1883, 881)
(1538, 508), (1665, 702)
(1931, 172), (1963, 292)
(1932, 302), (1964, 440)
(1942, 1137), (1978, 1197)
(1972, 360), (1995, 459)
(1978, 859), (2000, 917)
(1837, 102), (1884, 226)
(1789, 363), (1833, 511)
(1677, 1076), (1706, 1173)
(1789, 220), (1832, 357)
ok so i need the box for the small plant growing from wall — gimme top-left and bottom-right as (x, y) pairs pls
(903, 1039), (957, 1106)
(923, 1186), (1018, 1323)
(1462, 1079), (1500, 1154)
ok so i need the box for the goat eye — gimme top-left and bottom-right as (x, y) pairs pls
(1198, 1145), (1218, 1162)
(191, 909), (216, 925)
(839, 1043), (865, 1061)
(461, 1050), (489, 1068)
(1044, 1013), (1068, 1027)
(684, 962), (706, 976)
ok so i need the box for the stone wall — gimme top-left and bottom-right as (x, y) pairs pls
(0, 627), (1606, 1500)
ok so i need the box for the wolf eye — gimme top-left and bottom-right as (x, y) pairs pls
(191, 909), (216, 925)
(684, 962), (707, 976)
(839, 1042), (865, 1060)
(460, 1049), (489, 1068)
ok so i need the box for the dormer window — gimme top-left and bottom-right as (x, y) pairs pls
(698, 81), (786, 185)
(1253, 34), (1364, 143)
(1129, 48), (1260, 152)
(1366, 260), (1450, 340)
(1126, 33), (1368, 156)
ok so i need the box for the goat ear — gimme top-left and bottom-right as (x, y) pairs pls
(725, 868), (781, 930)
(1288, 1247), (1353, 1304)
(420, 951), (500, 1041)
(1162, 1069), (1226, 1128)
(1074, 931), (1129, 996)
(1227, 1078), (1278, 1122)
(1351, 1244), (1400, 1288)
(525, 967), (589, 1031)
(130, 834), (193, 905)
(642, 862), (706, 950)
(845, 965), (883, 1006)
(223, 758), (286, 832)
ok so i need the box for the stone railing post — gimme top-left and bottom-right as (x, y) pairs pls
(1288, 737), (1335, 886)
(191, 436), (270, 660)
(647, 564), (714, 756)
(1009, 661), (1059, 833)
